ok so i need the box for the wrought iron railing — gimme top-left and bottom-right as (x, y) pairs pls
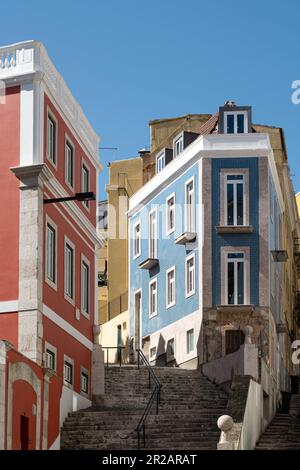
(102, 346), (125, 368)
(134, 349), (162, 449)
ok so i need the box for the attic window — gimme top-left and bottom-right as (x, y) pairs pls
(224, 111), (247, 134)
(156, 152), (165, 173)
(174, 135), (183, 157)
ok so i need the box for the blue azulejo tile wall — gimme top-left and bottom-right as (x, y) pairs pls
(211, 157), (260, 306)
(130, 163), (200, 338)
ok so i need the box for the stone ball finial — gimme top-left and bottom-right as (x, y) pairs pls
(93, 325), (101, 343)
(217, 415), (234, 433)
(243, 325), (253, 344)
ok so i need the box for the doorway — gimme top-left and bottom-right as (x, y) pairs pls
(20, 415), (29, 450)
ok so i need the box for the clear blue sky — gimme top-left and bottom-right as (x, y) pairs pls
(1, 0), (300, 199)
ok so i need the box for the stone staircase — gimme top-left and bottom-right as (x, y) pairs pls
(61, 366), (228, 450)
(256, 386), (300, 450)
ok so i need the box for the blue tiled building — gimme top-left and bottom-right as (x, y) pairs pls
(128, 103), (290, 380)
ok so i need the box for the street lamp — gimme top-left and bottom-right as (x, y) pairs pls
(44, 191), (96, 204)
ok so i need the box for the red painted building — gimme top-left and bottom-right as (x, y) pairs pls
(0, 40), (103, 449)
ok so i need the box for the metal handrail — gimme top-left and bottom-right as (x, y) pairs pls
(134, 349), (162, 449)
(102, 346), (125, 368)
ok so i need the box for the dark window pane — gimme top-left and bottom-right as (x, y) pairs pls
(227, 262), (234, 304)
(227, 183), (234, 225)
(228, 253), (244, 259)
(237, 114), (245, 133)
(227, 175), (243, 181)
(237, 183), (244, 225)
(227, 114), (234, 133)
(237, 261), (244, 304)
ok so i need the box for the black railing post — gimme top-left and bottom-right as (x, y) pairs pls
(137, 431), (140, 450)
(142, 423), (146, 448)
(156, 391), (159, 414)
(119, 347), (122, 367)
(106, 349), (109, 369)
(137, 350), (140, 369)
(148, 370), (151, 389)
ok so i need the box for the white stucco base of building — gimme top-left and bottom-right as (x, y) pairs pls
(148, 310), (202, 368)
(49, 385), (91, 450)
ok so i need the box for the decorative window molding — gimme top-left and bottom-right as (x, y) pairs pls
(156, 151), (165, 173)
(64, 236), (75, 306)
(150, 346), (157, 360)
(185, 176), (195, 233)
(173, 132), (184, 157)
(149, 277), (158, 318)
(46, 107), (58, 168)
(220, 246), (250, 305)
(81, 160), (90, 211)
(45, 341), (57, 372)
(149, 207), (158, 259)
(81, 254), (91, 318)
(224, 111), (248, 134)
(220, 168), (249, 227)
(186, 328), (195, 354)
(63, 355), (74, 388)
(45, 215), (58, 291)
(133, 220), (141, 259)
(166, 337), (175, 362)
(166, 193), (175, 235)
(65, 135), (75, 190)
(166, 266), (176, 308)
(185, 253), (196, 298)
(80, 366), (89, 396)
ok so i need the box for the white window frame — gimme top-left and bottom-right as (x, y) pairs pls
(173, 133), (184, 157)
(46, 109), (58, 168)
(166, 193), (175, 235)
(63, 355), (74, 388)
(82, 161), (90, 210)
(149, 207), (158, 259)
(81, 254), (91, 318)
(225, 174), (245, 226)
(149, 277), (158, 318)
(185, 177), (195, 233)
(220, 169), (249, 227)
(166, 266), (176, 308)
(224, 111), (248, 134)
(80, 366), (89, 396)
(45, 342), (57, 372)
(167, 337), (175, 362)
(45, 215), (57, 291)
(156, 151), (165, 173)
(186, 328), (195, 355)
(133, 220), (141, 259)
(65, 136), (75, 189)
(150, 346), (157, 361)
(64, 236), (75, 305)
(225, 252), (246, 305)
(185, 253), (196, 298)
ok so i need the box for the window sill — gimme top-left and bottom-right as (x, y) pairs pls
(139, 258), (159, 270)
(175, 232), (196, 245)
(217, 305), (254, 314)
(216, 225), (253, 234)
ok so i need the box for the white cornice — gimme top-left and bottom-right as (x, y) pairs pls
(128, 133), (285, 216)
(0, 40), (101, 168)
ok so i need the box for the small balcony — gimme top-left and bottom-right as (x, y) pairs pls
(139, 258), (159, 270)
(271, 250), (288, 262)
(175, 232), (196, 245)
(215, 225), (253, 234)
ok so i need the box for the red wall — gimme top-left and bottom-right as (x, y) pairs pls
(11, 380), (37, 450)
(0, 313), (18, 349)
(0, 86), (20, 300)
(43, 94), (97, 227)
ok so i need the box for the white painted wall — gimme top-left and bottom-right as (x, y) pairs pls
(239, 379), (264, 449)
(50, 385), (91, 450)
(149, 309), (201, 367)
